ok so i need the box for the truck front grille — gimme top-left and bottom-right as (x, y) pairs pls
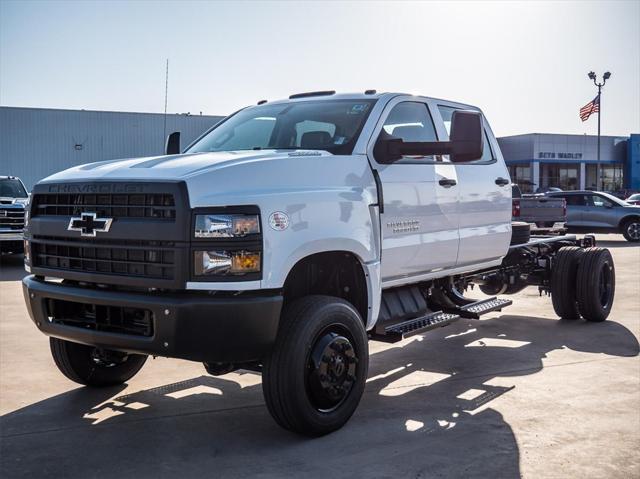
(0, 208), (25, 230)
(31, 193), (176, 220)
(46, 298), (154, 337)
(32, 236), (176, 280)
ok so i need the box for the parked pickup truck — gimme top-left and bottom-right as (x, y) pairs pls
(511, 183), (566, 228)
(0, 176), (28, 254)
(22, 91), (616, 436)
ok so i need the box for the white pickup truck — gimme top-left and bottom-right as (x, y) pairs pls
(22, 91), (616, 436)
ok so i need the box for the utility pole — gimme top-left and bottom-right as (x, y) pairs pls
(587, 71), (611, 191)
(163, 59), (169, 149)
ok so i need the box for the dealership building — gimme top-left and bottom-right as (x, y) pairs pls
(498, 133), (640, 193)
(1, 107), (223, 190)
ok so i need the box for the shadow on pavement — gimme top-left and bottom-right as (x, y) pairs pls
(1, 315), (638, 478)
(0, 254), (26, 282)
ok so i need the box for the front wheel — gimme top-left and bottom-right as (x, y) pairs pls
(621, 219), (640, 242)
(262, 296), (368, 436)
(50, 338), (147, 387)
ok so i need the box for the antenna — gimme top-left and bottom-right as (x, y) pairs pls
(163, 59), (169, 149)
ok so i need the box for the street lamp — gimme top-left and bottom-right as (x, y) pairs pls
(587, 71), (612, 191)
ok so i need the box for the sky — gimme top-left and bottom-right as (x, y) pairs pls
(1, 0), (638, 137)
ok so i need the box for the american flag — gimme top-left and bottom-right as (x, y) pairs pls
(580, 95), (600, 122)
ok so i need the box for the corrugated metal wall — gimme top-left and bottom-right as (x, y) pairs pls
(0, 107), (224, 190)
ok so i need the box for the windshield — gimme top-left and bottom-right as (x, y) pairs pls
(627, 193), (640, 201)
(186, 99), (376, 155)
(0, 179), (27, 198)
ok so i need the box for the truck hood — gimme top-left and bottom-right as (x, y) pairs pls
(40, 150), (331, 183)
(37, 149), (378, 208)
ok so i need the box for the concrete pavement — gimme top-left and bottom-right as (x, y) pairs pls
(1, 235), (638, 478)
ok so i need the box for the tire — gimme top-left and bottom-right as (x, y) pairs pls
(50, 338), (147, 387)
(262, 295), (368, 436)
(576, 247), (615, 322)
(510, 222), (531, 245)
(550, 247), (584, 319)
(621, 218), (640, 242)
(535, 221), (555, 228)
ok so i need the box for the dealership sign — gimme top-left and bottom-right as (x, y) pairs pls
(538, 152), (583, 159)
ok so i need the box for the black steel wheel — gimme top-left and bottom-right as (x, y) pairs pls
(306, 328), (358, 412)
(262, 295), (368, 436)
(576, 247), (615, 322)
(550, 247), (584, 319)
(622, 218), (640, 242)
(50, 338), (147, 387)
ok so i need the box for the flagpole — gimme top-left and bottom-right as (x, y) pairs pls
(597, 85), (601, 191)
(587, 71), (611, 191)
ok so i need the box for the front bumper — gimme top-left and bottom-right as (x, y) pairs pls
(22, 275), (282, 363)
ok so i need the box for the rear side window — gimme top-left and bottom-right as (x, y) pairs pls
(564, 195), (586, 206)
(438, 105), (494, 163)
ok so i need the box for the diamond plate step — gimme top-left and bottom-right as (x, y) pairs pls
(455, 297), (513, 319)
(372, 311), (460, 343)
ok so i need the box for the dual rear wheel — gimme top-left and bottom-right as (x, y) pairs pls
(551, 246), (615, 322)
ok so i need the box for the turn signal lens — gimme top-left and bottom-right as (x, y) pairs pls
(195, 250), (261, 276)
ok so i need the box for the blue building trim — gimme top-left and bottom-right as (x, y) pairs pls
(628, 134), (640, 190)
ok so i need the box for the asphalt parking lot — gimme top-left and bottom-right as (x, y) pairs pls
(1, 235), (638, 479)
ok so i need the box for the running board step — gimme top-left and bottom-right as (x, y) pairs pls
(449, 297), (513, 319)
(371, 311), (460, 343)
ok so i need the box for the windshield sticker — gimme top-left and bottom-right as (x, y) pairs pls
(334, 136), (346, 145)
(348, 103), (370, 115)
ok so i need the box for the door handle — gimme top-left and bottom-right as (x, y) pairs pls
(495, 177), (510, 186)
(438, 178), (457, 188)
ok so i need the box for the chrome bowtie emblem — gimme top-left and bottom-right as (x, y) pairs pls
(67, 212), (113, 237)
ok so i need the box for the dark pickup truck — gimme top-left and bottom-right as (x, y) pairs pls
(512, 184), (566, 228)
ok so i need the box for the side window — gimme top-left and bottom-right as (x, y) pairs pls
(382, 102), (437, 142)
(438, 105), (494, 163)
(379, 102), (438, 162)
(592, 195), (614, 208)
(565, 195), (586, 206)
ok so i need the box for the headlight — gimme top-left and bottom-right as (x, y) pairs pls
(194, 250), (261, 276)
(194, 214), (260, 238)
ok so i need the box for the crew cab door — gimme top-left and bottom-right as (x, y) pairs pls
(583, 193), (619, 228)
(367, 98), (460, 283)
(434, 103), (512, 267)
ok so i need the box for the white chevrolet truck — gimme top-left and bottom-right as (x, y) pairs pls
(22, 91), (616, 436)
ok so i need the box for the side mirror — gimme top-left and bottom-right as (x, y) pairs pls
(449, 110), (484, 163)
(374, 110), (484, 163)
(165, 131), (181, 155)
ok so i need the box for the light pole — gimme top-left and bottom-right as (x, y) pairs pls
(587, 70), (611, 191)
